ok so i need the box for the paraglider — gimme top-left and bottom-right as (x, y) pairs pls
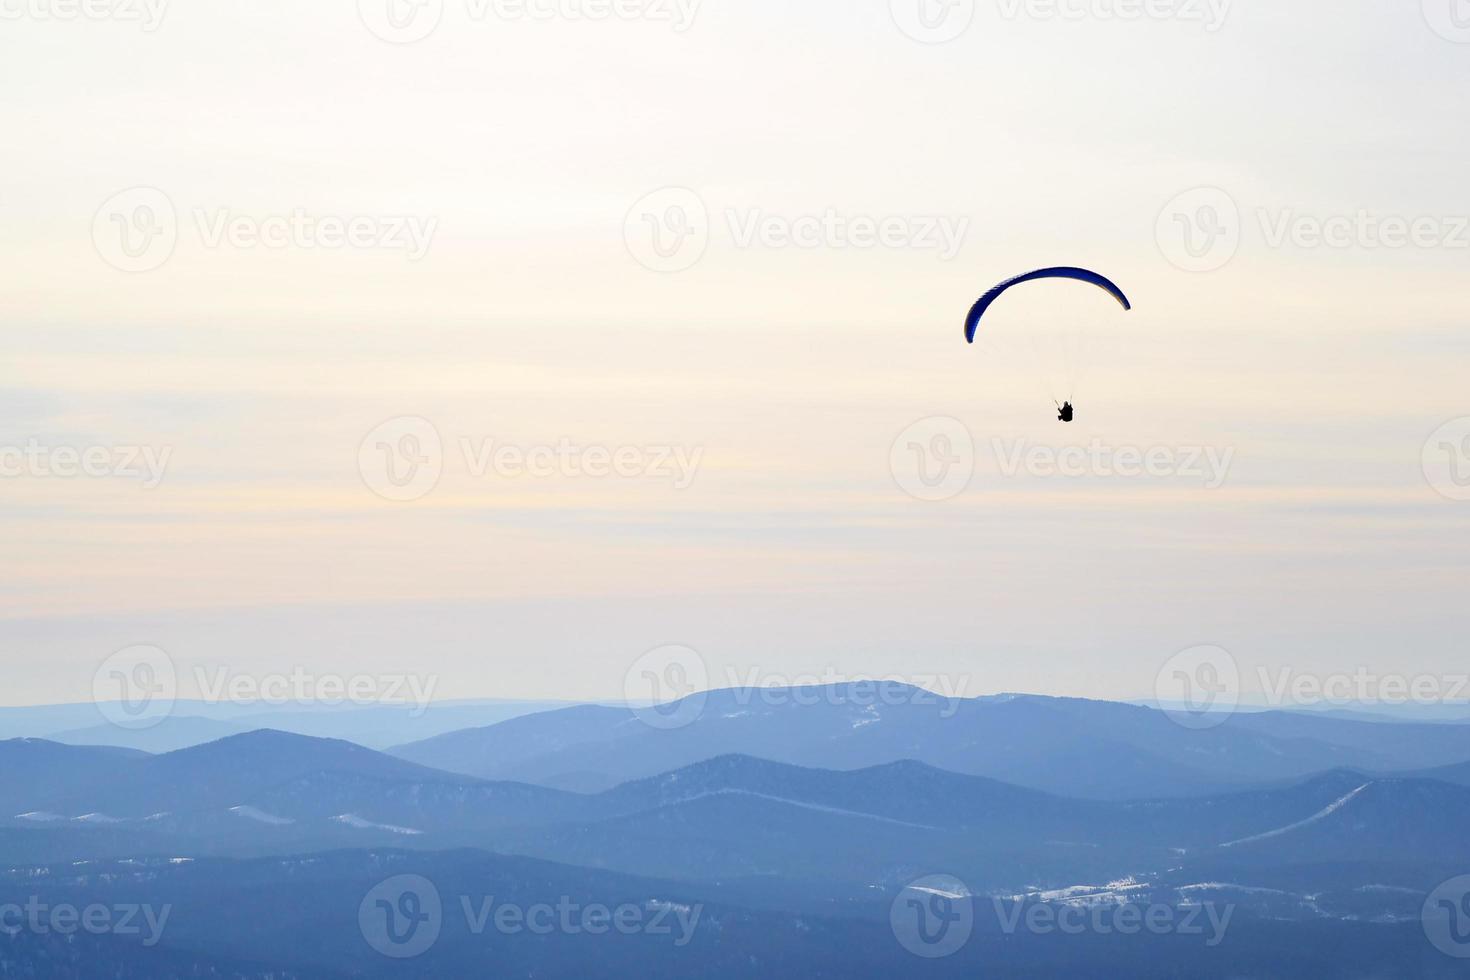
(964, 267), (1132, 421)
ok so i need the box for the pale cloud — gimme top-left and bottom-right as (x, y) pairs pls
(1, 1), (1467, 704)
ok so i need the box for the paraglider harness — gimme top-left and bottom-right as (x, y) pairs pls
(1056, 401), (1074, 423)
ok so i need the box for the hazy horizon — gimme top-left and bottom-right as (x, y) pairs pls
(4, 1), (1469, 711)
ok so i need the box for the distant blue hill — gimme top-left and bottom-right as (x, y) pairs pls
(388, 684), (1470, 800)
(11, 698), (578, 751)
(7, 729), (1470, 912)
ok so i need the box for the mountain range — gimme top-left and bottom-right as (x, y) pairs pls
(388, 684), (1470, 799)
(6, 686), (1470, 976)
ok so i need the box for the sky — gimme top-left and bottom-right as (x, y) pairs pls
(2, 0), (1468, 708)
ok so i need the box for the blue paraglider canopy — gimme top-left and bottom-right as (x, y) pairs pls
(964, 267), (1131, 343)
